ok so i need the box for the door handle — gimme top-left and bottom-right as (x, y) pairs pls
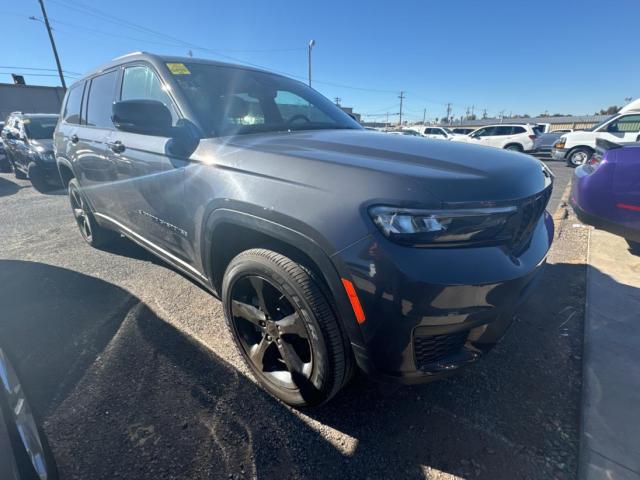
(70, 134), (79, 144)
(107, 140), (125, 153)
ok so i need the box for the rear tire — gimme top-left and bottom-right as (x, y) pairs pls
(504, 143), (523, 152)
(567, 147), (592, 167)
(222, 248), (353, 407)
(68, 178), (118, 248)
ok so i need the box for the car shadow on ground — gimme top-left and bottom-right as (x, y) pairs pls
(0, 175), (25, 197)
(0, 259), (602, 479)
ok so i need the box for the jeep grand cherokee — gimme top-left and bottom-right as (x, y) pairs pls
(54, 53), (553, 406)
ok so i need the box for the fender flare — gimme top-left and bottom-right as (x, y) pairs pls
(201, 207), (366, 348)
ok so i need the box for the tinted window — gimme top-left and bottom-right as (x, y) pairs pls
(169, 62), (360, 137)
(63, 83), (84, 124)
(494, 126), (514, 135)
(512, 126), (526, 134)
(121, 66), (178, 124)
(24, 117), (58, 139)
(477, 126), (498, 136)
(86, 70), (118, 128)
(607, 114), (640, 133)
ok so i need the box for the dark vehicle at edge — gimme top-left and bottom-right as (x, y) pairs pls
(0, 347), (58, 480)
(54, 52), (554, 406)
(1, 113), (61, 192)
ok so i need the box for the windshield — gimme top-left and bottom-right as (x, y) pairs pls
(170, 63), (361, 137)
(587, 114), (616, 132)
(24, 117), (58, 139)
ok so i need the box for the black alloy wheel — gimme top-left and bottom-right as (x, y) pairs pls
(223, 249), (352, 407)
(69, 180), (93, 243)
(231, 275), (314, 388)
(67, 178), (117, 248)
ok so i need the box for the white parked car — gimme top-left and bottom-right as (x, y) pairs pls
(552, 99), (640, 166)
(409, 126), (459, 140)
(452, 124), (538, 152)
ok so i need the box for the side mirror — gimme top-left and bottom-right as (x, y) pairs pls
(112, 100), (173, 136)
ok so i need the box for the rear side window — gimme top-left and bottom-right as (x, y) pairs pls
(512, 126), (526, 134)
(86, 70), (118, 128)
(495, 126), (514, 135)
(63, 83), (84, 124)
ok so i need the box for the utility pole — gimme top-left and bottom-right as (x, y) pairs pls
(471, 105), (475, 118)
(334, 97), (341, 107)
(398, 91), (405, 126)
(498, 110), (505, 123)
(445, 103), (452, 124)
(465, 106), (470, 119)
(482, 108), (487, 119)
(386, 112), (389, 126)
(422, 108), (426, 124)
(37, 0), (66, 89)
(308, 40), (316, 87)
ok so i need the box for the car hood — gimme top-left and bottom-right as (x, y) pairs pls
(29, 138), (54, 152)
(561, 130), (596, 143)
(196, 129), (549, 204)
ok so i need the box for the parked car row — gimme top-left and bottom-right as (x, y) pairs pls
(553, 99), (640, 167)
(1, 112), (61, 192)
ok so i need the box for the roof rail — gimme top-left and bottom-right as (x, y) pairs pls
(111, 51), (146, 61)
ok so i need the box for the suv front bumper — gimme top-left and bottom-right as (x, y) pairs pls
(551, 148), (567, 160)
(334, 212), (554, 384)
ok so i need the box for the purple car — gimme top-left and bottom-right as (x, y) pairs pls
(571, 139), (640, 251)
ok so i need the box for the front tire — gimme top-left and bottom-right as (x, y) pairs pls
(13, 161), (27, 179)
(567, 147), (592, 167)
(27, 163), (50, 193)
(222, 248), (352, 407)
(68, 178), (118, 248)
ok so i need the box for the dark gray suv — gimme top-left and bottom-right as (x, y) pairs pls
(54, 52), (554, 406)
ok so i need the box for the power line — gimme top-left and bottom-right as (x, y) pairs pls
(42, 0), (400, 94)
(0, 72), (78, 78)
(0, 65), (82, 75)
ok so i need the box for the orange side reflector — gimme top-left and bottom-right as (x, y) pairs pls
(341, 278), (366, 324)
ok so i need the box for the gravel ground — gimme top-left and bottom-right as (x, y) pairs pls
(0, 160), (586, 480)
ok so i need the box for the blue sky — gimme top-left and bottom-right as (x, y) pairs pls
(4, 0), (639, 122)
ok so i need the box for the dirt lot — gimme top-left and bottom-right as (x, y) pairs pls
(0, 161), (586, 479)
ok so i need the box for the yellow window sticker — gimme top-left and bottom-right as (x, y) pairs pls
(166, 63), (191, 75)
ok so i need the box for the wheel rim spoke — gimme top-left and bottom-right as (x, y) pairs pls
(231, 299), (266, 326)
(277, 339), (305, 376)
(249, 277), (272, 318)
(276, 313), (308, 339)
(249, 337), (271, 366)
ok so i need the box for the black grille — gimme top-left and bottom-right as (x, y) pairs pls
(511, 187), (552, 250)
(414, 331), (468, 369)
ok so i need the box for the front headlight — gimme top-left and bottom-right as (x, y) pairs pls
(553, 138), (566, 149)
(369, 205), (517, 246)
